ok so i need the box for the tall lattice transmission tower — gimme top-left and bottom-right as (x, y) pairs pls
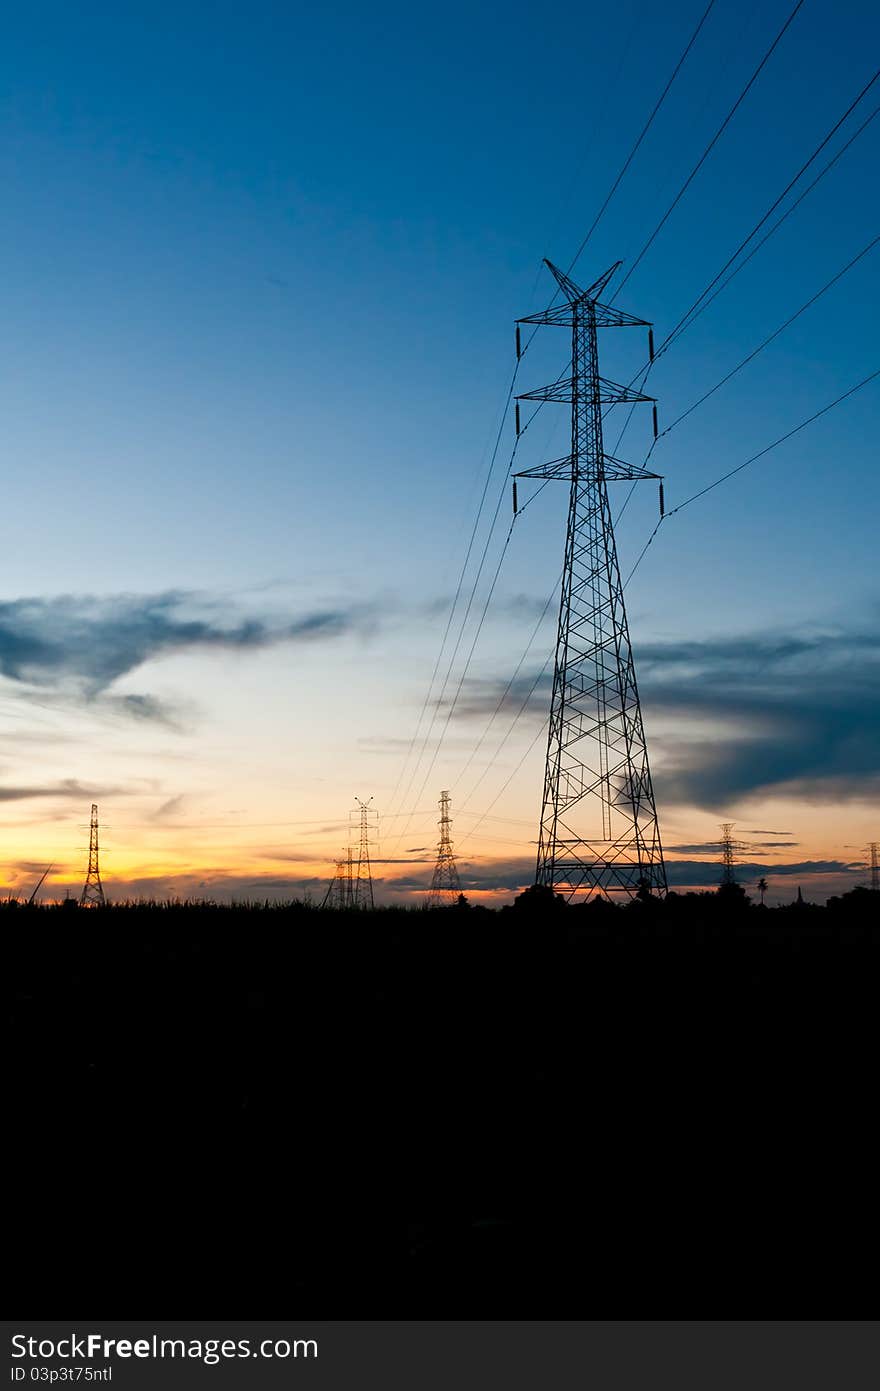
(514, 259), (666, 899)
(80, 803), (106, 907)
(352, 797), (376, 910)
(427, 790), (462, 906)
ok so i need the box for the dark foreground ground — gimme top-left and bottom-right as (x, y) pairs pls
(5, 886), (878, 1313)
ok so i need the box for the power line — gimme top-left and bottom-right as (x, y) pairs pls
(456, 718), (548, 858)
(623, 365), (880, 586)
(565, 0), (719, 280)
(457, 652), (553, 816)
(658, 232), (880, 438)
(657, 66), (880, 353)
(615, 0), (806, 297)
(520, 0), (720, 363)
(388, 505), (522, 851)
(668, 366), (880, 513)
(607, 74), (880, 483)
(384, 360), (520, 819)
(452, 582), (559, 790)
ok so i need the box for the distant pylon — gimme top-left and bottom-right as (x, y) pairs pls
(870, 842), (879, 893)
(428, 790), (462, 906)
(322, 847), (353, 909)
(80, 803), (106, 907)
(353, 797), (376, 910)
(515, 260), (666, 899)
(719, 821), (747, 887)
(720, 822), (736, 886)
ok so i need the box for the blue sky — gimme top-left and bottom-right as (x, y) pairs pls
(1, 0), (878, 901)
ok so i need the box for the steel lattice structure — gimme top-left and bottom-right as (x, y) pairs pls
(427, 790), (462, 905)
(515, 259), (667, 899)
(322, 848), (353, 909)
(80, 802), (107, 907)
(353, 797), (376, 910)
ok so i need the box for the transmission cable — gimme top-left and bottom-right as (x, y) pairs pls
(623, 365), (880, 586)
(384, 360), (519, 820)
(452, 581), (559, 792)
(656, 66), (880, 353)
(658, 231), (880, 439)
(615, 0), (806, 297)
(564, 0), (719, 280)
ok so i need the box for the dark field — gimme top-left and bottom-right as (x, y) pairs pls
(6, 887), (877, 1313)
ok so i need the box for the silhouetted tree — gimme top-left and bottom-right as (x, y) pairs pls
(513, 882), (566, 912)
(757, 877), (768, 907)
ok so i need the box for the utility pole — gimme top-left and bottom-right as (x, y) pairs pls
(427, 790), (462, 906)
(515, 259), (666, 899)
(353, 797), (376, 910)
(80, 803), (106, 907)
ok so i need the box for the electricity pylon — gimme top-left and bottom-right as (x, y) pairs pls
(515, 259), (666, 898)
(719, 822), (747, 886)
(353, 797), (376, 910)
(427, 790), (462, 906)
(322, 848), (353, 909)
(80, 803), (106, 907)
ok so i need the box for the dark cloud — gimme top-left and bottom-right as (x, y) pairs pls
(380, 856), (862, 898)
(449, 624), (880, 809)
(0, 591), (368, 719)
(664, 859), (857, 887)
(0, 778), (118, 803)
(638, 628), (880, 807)
(667, 840), (799, 853)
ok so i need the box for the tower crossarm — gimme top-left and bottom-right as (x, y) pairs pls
(515, 453), (661, 483)
(518, 302), (650, 329)
(517, 376), (654, 405)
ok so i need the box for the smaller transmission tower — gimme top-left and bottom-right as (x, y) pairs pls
(428, 790), (462, 906)
(719, 822), (747, 887)
(80, 803), (106, 907)
(322, 848), (353, 909)
(720, 823), (736, 886)
(353, 797), (376, 910)
(870, 841), (879, 894)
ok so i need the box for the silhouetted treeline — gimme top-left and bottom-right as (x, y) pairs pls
(5, 885), (877, 1313)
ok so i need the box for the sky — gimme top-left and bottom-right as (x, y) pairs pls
(1, 0), (878, 905)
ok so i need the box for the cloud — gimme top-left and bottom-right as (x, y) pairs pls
(448, 623), (880, 809)
(0, 778), (119, 803)
(667, 840), (800, 853)
(635, 628), (880, 806)
(379, 855), (863, 899)
(0, 590), (369, 718)
(664, 859), (857, 887)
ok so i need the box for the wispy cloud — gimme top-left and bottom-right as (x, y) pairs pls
(0, 590), (371, 720)
(0, 778), (120, 803)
